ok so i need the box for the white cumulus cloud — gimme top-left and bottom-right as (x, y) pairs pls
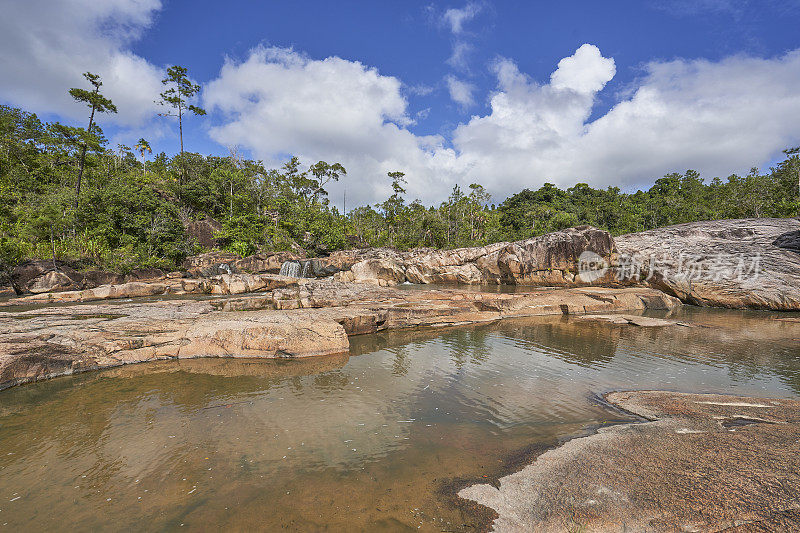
(550, 44), (616, 94)
(0, 0), (165, 126)
(204, 47), (463, 206)
(453, 46), (800, 193)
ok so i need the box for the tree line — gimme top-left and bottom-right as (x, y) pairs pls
(1, 67), (798, 278)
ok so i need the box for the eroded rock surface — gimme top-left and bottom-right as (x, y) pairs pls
(616, 218), (800, 310)
(0, 280), (679, 390)
(349, 225), (615, 286)
(460, 390), (800, 532)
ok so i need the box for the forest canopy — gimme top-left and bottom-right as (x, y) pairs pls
(1, 91), (798, 279)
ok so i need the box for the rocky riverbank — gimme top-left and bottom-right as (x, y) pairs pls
(0, 279), (679, 390)
(5, 217), (798, 311)
(460, 390), (800, 532)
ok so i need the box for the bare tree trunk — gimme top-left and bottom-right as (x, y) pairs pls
(50, 226), (57, 271)
(75, 144), (87, 209)
(178, 103), (184, 200)
(75, 96), (98, 209)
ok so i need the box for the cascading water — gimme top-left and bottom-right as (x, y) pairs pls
(279, 260), (314, 278)
(279, 261), (301, 278)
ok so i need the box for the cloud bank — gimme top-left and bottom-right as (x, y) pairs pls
(0, 0), (165, 126)
(206, 43), (800, 206)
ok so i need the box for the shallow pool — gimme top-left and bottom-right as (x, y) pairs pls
(0, 307), (798, 531)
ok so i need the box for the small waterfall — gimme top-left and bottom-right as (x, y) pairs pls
(279, 261), (301, 277)
(301, 261), (312, 279)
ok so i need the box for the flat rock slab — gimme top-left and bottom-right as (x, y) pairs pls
(460, 390), (800, 532)
(576, 314), (686, 327)
(0, 280), (680, 390)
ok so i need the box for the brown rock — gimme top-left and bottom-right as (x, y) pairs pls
(403, 242), (507, 284)
(11, 260), (83, 294)
(81, 270), (124, 288)
(27, 270), (80, 294)
(177, 318), (349, 359)
(123, 268), (166, 283)
(497, 225), (616, 286)
(11, 281), (169, 304)
(350, 257), (406, 285)
(234, 251), (303, 274)
(183, 251), (241, 269)
(183, 251), (240, 277)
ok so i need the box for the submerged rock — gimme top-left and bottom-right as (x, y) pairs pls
(576, 314), (685, 327)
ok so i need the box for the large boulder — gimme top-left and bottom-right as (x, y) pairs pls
(11, 260), (84, 294)
(177, 318), (349, 359)
(496, 226), (616, 286)
(304, 250), (370, 278)
(350, 257), (406, 285)
(616, 218), (800, 310)
(185, 217), (222, 249)
(403, 243), (507, 284)
(27, 270), (79, 294)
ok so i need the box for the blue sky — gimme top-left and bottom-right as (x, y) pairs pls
(2, 0), (800, 207)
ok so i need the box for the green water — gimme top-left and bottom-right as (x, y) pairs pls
(0, 307), (798, 531)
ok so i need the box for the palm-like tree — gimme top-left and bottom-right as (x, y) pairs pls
(134, 138), (152, 176)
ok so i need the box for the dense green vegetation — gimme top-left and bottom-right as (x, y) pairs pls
(1, 70), (798, 280)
